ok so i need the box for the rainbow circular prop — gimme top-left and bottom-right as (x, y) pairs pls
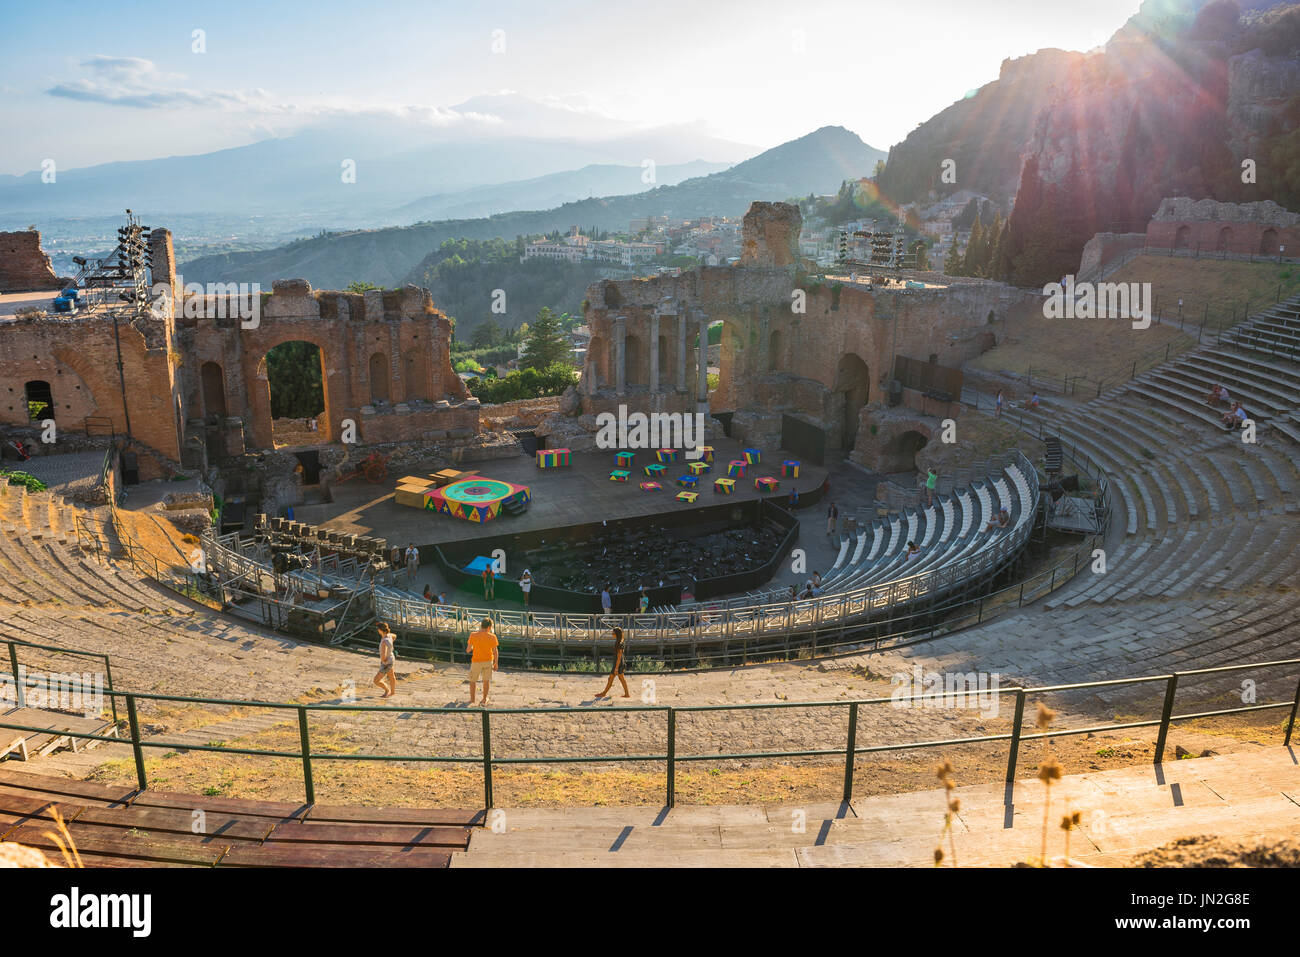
(425, 477), (530, 523)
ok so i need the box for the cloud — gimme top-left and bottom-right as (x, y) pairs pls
(48, 55), (262, 109)
(45, 56), (501, 130)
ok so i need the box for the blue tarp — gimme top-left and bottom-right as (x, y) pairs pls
(464, 555), (496, 574)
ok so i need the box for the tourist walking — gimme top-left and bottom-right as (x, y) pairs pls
(520, 569), (533, 607)
(595, 626), (631, 700)
(467, 618), (499, 706)
(601, 585), (613, 616)
(827, 501), (839, 537)
(482, 561), (496, 599)
(995, 391), (1005, 418)
(372, 622), (397, 698)
(924, 468), (937, 506)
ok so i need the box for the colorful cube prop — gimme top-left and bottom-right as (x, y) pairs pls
(687, 460), (709, 477)
(743, 448), (762, 465)
(781, 460), (801, 479)
(755, 476), (779, 493)
(676, 491), (699, 504)
(644, 463), (666, 477)
(610, 470), (630, 483)
(698, 446), (715, 463)
(727, 460), (747, 479)
(676, 474), (698, 489)
(639, 481), (662, 492)
(714, 477), (735, 495)
(535, 447), (571, 469)
(424, 478), (530, 523)
(656, 448), (679, 464)
(616, 451), (635, 469)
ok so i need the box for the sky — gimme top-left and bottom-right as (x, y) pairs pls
(0, 0), (1145, 176)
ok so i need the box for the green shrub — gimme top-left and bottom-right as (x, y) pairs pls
(0, 470), (47, 493)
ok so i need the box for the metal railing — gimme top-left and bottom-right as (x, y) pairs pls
(69, 441), (1105, 673)
(197, 451), (1041, 654)
(0, 657), (1294, 809)
(1, 637), (119, 725)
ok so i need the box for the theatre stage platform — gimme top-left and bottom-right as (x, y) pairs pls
(292, 436), (828, 548)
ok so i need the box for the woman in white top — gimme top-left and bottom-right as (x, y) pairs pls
(372, 623), (397, 698)
(520, 569), (533, 607)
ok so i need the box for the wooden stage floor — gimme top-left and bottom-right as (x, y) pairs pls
(293, 436), (828, 548)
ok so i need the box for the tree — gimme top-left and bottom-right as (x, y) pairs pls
(520, 307), (571, 370)
(472, 318), (503, 349)
(346, 281), (381, 293)
(266, 342), (324, 419)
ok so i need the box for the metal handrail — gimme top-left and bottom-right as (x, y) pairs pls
(199, 450), (1041, 651)
(0, 656), (1293, 809)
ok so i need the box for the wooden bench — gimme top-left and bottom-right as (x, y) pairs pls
(0, 769), (477, 868)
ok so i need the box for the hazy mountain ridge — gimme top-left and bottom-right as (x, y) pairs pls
(179, 126), (886, 287)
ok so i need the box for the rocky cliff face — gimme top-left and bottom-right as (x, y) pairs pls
(877, 0), (1300, 220)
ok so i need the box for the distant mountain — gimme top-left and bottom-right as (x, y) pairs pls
(179, 126), (887, 288)
(392, 160), (729, 223)
(0, 93), (756, 229)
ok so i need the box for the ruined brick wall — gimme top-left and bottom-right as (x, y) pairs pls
(0, 311), (183, 459)
(579, 202), (1038, 454)
(1, 221), (476, 463)
(0, 231), (64, 292)
(177, 279), (474, 451)
(1146, 198), (1300, 256)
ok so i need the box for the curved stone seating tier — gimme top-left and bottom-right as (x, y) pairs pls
(1004, 337), (1300, 615)
(203, 453), (1041, 643)
(0, 480), (189, 615)
(821, 460), (1034, 600)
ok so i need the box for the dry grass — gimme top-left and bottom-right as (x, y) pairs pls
(971, 256), (1299, 389)
(83, 710), (1289, 809)
(969, 316), (1195, 389)
(1109, 255), (1300, 322)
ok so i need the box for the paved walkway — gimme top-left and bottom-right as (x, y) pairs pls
(452, 746), (1300, 866)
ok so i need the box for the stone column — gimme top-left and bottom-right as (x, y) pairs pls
(615, 315), (627, 396)
(649, 313), (660, 393)
(677, 317), (687, 393)
(696, 313), (709, 409)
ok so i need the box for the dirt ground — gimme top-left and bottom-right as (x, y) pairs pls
(86, 709), (1287, 810)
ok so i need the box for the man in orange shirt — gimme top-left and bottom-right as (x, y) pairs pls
(467, 618), (499, 706)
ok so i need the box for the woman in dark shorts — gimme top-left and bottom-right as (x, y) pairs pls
(594, 627), (631, 700)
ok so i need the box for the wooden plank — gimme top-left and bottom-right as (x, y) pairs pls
(73, 805), (274, 843)
(304, 804), (485, 827)
(76, 852), (196, 869)
(218, 843), (453, 868)
(5, 823), (230, 866)
(0, 792), (85, 823)
(0, 770), (136, 806)
(128, 788), (309, 820)
(267, 819), (471, 849)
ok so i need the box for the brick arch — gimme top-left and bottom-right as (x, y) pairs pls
(247, 335), (335, 449)
(49, 347), (112, 425)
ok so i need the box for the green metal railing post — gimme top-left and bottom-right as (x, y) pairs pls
(7, 641), (24, 710)
(1005, 690), (1027, 784)
(1154, 674), (1179, 764)
(481, 709), (494, 809)
(102, 654), (119, 725)
(1284, 674), (1300, 747)
(125, 694), (147, 792)
(298, 706), (315, 805)
(666, 708), (676, 808)
(842, 701), (859, 803)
